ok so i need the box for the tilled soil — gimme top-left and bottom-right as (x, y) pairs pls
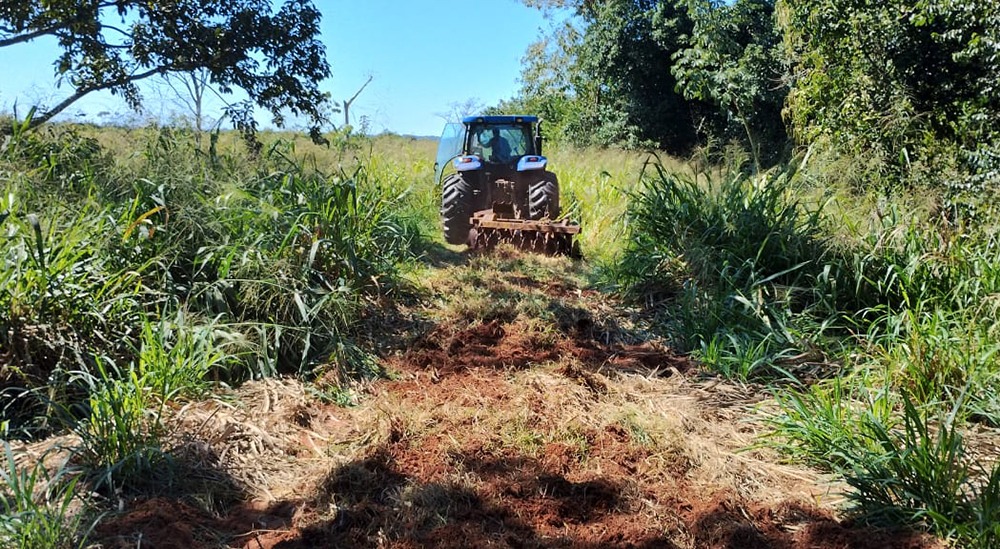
(85, 254), (942, 548)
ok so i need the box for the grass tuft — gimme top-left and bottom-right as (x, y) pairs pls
(0, 442), (91, 549)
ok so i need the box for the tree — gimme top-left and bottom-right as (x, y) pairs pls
(778, 0), (1000, 158)
(161, 68), (214, 132)
(437, 97), (486, 123)
(775, 0), (1000, 217)
(490, 23), (578, 139)
(0, 0), (332, 134)
(516, 0), (709, 152)
(673, 0), (788, 167)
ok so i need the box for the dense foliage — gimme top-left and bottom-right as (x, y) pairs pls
(673, 0), (787, 166)
(507, 0), (787, 157)
(513, 0), (1000, 186)
(780, 0), (1000, 151)
(779, 0), (1000, 215)
(497, 0), (711, 153)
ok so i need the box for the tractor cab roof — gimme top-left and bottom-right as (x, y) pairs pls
(462, 115), (538, 126)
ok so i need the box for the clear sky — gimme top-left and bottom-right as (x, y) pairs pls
(0, 0), (557, 136)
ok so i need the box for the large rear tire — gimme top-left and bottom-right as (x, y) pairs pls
(441, 173), (474, 245)
(528, 171), (560, 220)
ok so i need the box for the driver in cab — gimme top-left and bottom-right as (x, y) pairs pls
(483, 128), (512, 163)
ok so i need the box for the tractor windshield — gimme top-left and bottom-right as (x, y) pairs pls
(468, 123), (533, 163)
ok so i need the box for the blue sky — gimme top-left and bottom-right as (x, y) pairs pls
(0, 0), (557, 136)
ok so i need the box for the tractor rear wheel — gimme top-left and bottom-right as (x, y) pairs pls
(442, 172), (474, 245)
(528, 171), (560, 220)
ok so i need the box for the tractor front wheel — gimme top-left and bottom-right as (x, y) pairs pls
(528, 171), (560, 220)
(442, 172), (474, 245)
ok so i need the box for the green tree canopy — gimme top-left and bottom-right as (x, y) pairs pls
(779, 0), (1000, 159)
(673, 0), (787, 166)
(511, 0), (713, 152)
(0, 0), (332, 134)
(573, 0), (700, 150)
(490, 22), (579, 140)
(511, 0), (1000, 188)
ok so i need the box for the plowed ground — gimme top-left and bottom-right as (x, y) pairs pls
(56, 250), (942, 548)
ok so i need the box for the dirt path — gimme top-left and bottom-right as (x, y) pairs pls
(85, 250), (940, 548)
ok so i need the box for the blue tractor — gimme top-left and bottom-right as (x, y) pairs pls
(434, 115), (580, 255)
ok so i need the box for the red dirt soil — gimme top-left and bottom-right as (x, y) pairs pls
(97, 430), (934, 548)
(92, 271), (941, 549)
(399, 317), (692, 377)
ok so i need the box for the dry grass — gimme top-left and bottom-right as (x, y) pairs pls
(6, 244), (938, 548)
(146, 250), (852, 546)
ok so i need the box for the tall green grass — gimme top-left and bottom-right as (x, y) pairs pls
(611, 149), (1000, 544)
(608, 157), (839, 379)
(769, 385), (1000, 546)
(1, 123), (426, 440)
(543, 144), (659, 262)
(71, 359), (167, 492)
(1, 442), (91, 549)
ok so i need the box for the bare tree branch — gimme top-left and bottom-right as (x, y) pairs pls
(29, 66), (169, 129)
(163, 69), (213, 131)
(342, 74), (373, 128)
(0, 24), (70, 48)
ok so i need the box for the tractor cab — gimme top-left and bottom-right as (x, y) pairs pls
(434, 115), (544, 184)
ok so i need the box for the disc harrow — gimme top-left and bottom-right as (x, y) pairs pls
(468, 209), (581, 257)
